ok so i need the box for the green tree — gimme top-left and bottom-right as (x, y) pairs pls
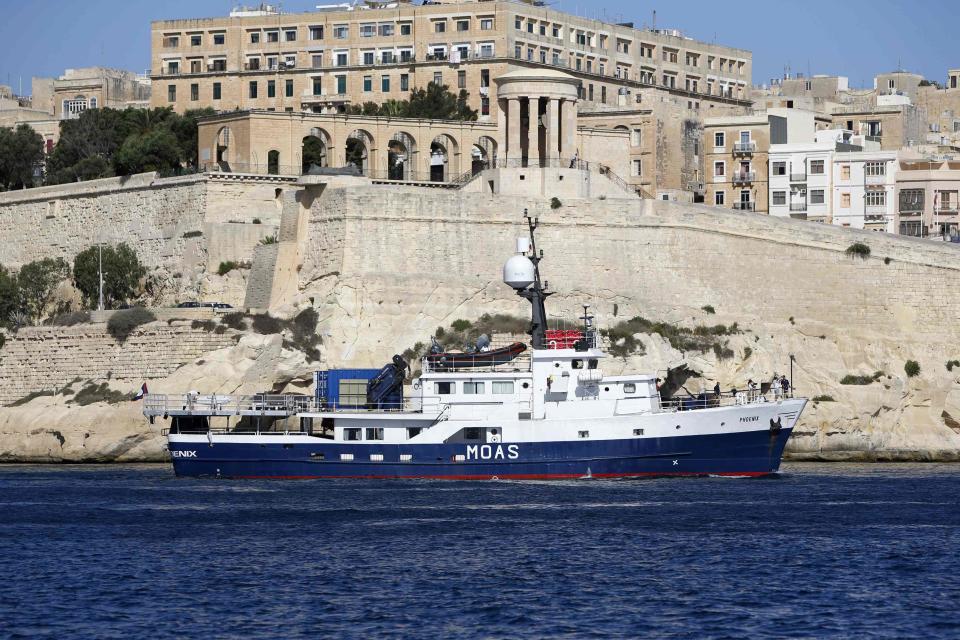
(73, 244), (146, 309)
(0, 124), (45, 190)
(113, 127), (182, 176)
(302, 136), (327, 173)
(406, 83), (477, 121)
(168, 108), (216, 168)
(0, 265), (18, 328)
(16, 258), (71, 323)
(45, 108), (130, 184)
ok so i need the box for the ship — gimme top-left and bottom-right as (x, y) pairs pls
(144, 212), (806, 479)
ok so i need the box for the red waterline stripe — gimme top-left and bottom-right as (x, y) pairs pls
(224, 471), (772, 480)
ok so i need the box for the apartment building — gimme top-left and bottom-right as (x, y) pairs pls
(703, 109), (830, 214)
(895, 158), (960, 239)
(830, 103), (925, 151)
(31, 67), (151, 120)
(832, 149), (899, 233)
(149, 0), (752, 120)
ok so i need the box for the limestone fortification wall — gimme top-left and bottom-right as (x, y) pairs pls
(0, 323), (236, 407)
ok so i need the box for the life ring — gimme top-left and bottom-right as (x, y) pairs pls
(413, 381), (421, 390)
(548, 340), (558, 349)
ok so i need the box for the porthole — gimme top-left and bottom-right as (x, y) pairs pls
(522, 382), (530, 389)
(604, 386), (610, 392)
(675, 425), (681, 430)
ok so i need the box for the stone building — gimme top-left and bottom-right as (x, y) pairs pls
(31, 67), (152, 120)
(703, 109), (831, 215)
(894, 158), (960, 239)
(150, 0), (752, 120)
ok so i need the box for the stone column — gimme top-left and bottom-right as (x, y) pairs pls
(561, 99), (578, 164)
(507, 97), (522, 163)
(496, 99), (507, 165)
(547, 98), (560, 166)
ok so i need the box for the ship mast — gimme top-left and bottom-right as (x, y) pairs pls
(517, 210), (552, 349)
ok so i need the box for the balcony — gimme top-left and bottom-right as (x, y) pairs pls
(789, 203), (807, 213)
(790, 173), (807, 182)
(425, 52), (448, 61)
(731, 171), (756, 184)
(733, 201), (756, 211)
(935, 206), (959, 216)
(733, 142), (756, 155)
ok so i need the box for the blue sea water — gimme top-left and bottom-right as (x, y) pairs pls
(1, 463), (959, 639)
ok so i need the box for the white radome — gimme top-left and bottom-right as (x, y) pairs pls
(503, 254), (535, 289)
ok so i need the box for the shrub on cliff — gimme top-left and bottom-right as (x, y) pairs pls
(17, 257), (71, 323)
(840, 371), (884, 385)
(845, 242), (871, 259)
(905, 360), (921, 378)
(107, 307), (156, 341)
(218, 261), (239, 276)
(73, 243), (146, 309)
(550, 197), (562, 209)
(0, 265), (18, 329)
(46, 311), (91, 327)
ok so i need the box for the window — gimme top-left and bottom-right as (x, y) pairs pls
(633, 428), (644, 436)
(714, 132), (725, 148)
(552, 25), (561, 38)
(457, 19), (469, 32)
(480, 68), (490, 87)
(266, 30), (279, 43)
(381, 75), (390, 92)
(464, 428), (481, 440)
(407, 428), (421, 439)
(212, 82), (221, 100)
(336, 75), (346, 94)
(400, 23), (411, 36)
(311, 54), (323, 69)
(481, 18), (493, 30)
(267, 80), (276, 98)
(333, 24), (348, 39)
(865, 189), (886, 207)
(865, 161), (886, 176)
(163, 35), (180, 47)
(433, 71), (442, 85)
(190, 34), (201, 46)
(363, 75), (372, 92)
(463, 382), (485, 395)
(578, 431), (589, 439)
(344, 428), (361, 441)
(434, 20), (446, 33)
(167, 85), (176, 102)
(900, 189), (924, 211)
(481, 95), (489, 116)
(632, 159), (642, 177)
(772, 161), (786, 176)
(189, 83), (198, 101)
(250, 31), (260, 44)
(378, 23), (394, 37)
(840, 164), (851, 180)
(310, 26), (323, 40)
(363, 51), (374, 65)
(285, 29), (297, 41)
(572, 359), (584, 369)
(246, 57), (260, 70)
(714, 161), (725, 177)
(809, 160), (825, 175)
(365, 428), (384, 441)
(623, 383), (636, 394)
(210, 59), (226, 72)
(400, 74), (409, 91)
(527, 21), (534, 33)
(515, 17), (522, 30)
(381, 51), (394, 64)
(335, 51), (348, 66)
(841, 193), (851, 208)
(866, 121), (882, 137)
(810, 189), (825, 205)
(166, 60), (180, 74)
(714, 191), (725, 206)
(312, 78), (322, 95)
(285, 79), (293, 97)
(772, 191), (786, 205)
(492, 381), (514, 395)
(588, 359), (598, 370)
(436, 381), (453, 395)
(457, 70), (466, 89)
(360, 23), (375, 38)
(631, 128), (642, 146)
(248, 81), (258, 98)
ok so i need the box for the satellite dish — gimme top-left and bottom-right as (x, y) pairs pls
(503, 254), (535, 290)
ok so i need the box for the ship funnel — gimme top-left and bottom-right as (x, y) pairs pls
(503, 254), (535, 290)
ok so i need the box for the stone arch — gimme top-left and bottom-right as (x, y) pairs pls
(472, 135), (498, 173)
(346, 129), (375, 176)
(388, 131), (418, 180)
(267, 150), (280, 175)
(301, 127), (332, 174)
(430, 133), (460, 182)
(215, 126), (233, 167)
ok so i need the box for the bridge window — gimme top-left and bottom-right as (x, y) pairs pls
(633, 428), (644, 436)
(578, 430), (589, 438)
(344, 428), (361, 441)
(365, 427), (384, 441)
(588, 359), (599, 370)
(464, 427), (481, 440)
(492, 381), (514, 394)
(407, 428), (422, 439)
(624, 383), (636, 394)
(463, 382), (485, 394)
(572, 359), (584, 369)
(436, 381), (453, 395)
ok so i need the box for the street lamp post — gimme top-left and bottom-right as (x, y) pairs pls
(97, 243), (104, 312)
(789, 354), (795, 398)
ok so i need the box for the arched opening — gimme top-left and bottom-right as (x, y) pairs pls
(346, 129), (374, 176)
(472, 135), (498, 174)
(215, 126), (232, 168)
(267, 150), (280, 175)
(301, 127), (330, 174)
(430, 134), (459, 182)
(388, 131), (417, 180)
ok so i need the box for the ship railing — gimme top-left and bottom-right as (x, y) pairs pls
(143, 393), (446, 417)
(658, 388), (793, 412)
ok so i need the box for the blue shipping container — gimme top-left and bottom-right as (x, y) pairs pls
(314, 369), (381, 407)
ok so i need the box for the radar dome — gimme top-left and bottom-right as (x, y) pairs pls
(503, 254), (535, 289)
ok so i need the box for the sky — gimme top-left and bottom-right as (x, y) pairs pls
(0, 0), (955, 95)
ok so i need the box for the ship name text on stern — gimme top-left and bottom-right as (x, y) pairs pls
(466, 444), (520, 460)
